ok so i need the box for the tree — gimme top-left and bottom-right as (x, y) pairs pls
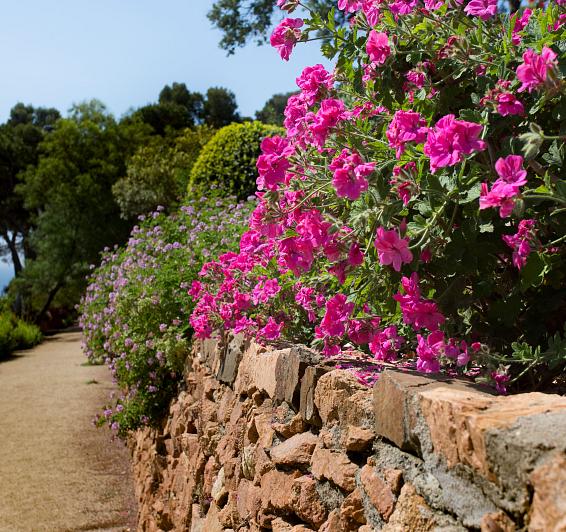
(112, 126), (216, 219)
(0, 104), (61, 278)
(15, 100), (150, 320)
(255, 92), (296, 126)
(134, 83), (204, 135)
(202, 87), (240, 128)
(208, 0), (344, 54)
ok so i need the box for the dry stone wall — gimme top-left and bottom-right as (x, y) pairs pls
(129, 334), (566, 531)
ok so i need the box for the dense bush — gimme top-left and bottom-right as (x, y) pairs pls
(0, 310), (42, 358)
(112, 126), (216, 218)
(191, 1), (566, 392)
(79, 195), (254, 434)
(188, 121), (282, 199)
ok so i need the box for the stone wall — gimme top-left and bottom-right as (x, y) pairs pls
(129, 335), (566, 531)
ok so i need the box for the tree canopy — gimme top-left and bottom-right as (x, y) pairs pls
(208, 0), (343, 54)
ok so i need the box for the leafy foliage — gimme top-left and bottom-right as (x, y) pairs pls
(112, 126), (216, 218)
(256, 92), (297, 125)
(0, 309), (42, 359)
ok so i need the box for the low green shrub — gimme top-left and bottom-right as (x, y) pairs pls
(188, 121), (282, 199)
(0, 310), (42, 358)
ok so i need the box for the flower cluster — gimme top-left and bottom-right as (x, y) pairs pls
(191, 0), (565, 391)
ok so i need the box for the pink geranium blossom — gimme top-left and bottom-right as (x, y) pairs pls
(329, 149), (375, 200)
(416, 331), (444, 373)
(386, 110), (429, 158)
(319, 294), (355, 337)
(366, 31), (391, 65)
(296, 64), (334, 106)
(512, 9), (532, 45)
(502, 219), (536, 269)
(423, 114), (486, 173)
(374, 227), (413, 271)
(270, 18), (303, 61)
(479, 182), (518, 218)
(369, 325), (404, 361)
(516, 46), (558, 93)
(496, 93), (525, 117)
(464, 0), (497, 20)
(362, 0), (382, 25)
(390, 0), (418, 15)
(495, 155), (528, 187)
(259, 317), (284, 340)
(338, 0), (363, 12)
(256, 136), (294, 191)
(278, 237), (314, 275)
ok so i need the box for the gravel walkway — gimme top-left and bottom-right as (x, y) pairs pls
(0, 331), (137, 531)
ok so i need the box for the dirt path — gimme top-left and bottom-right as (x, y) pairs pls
(0, 331), (137, 532)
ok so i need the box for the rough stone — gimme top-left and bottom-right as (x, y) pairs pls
(260, 469), (302, 512)
(291, 475), (329, 528)
(319, 509), (358, 532)
(481, 511), (516, 532)
(340, 488), (366, 525)
(270, 432), (318, 467)
(382, 483), (441, 532)
(360, 464), (396, 521)
(236, 479), (261, 523)
(528, 453), (566, 532)
(300, 366), (327, 425)
(315, 370), (366, 425)
(216, 333), (247, 385)
(373, 369), (491, 452)
(273, 412), (307, 438)
(311, 446), (358, 492)
(343, 426), (375, 452)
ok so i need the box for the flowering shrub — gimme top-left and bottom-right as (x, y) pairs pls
(79, 195), (254, 434)
(192, 0), (566, 391)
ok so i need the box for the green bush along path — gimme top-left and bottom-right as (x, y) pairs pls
(0, 331), (136, 531)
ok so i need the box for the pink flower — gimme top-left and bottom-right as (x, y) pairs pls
(296, 64), (334, 106)
(369, 325), (404, 361)
(338, 0), (363, 12)
(416, 331), (444, 373)
(512, 9), (532, 45)
(296, 210), (331, 249)
(256, 136), (294, 191)
(362, 0), (382, 25)
(252, 278), (281, 304)
(479, 182), (518, 218)
(270, 18), (303, 61)
(393, 274), (445, 331)
(348, 243), (364, 266)
(424, 114), (486, 173)
(259, 317), (284, 340)
(366, 31), (391, 65)
(464, 0), (497, 20)
(374, 227), (413, 271)
(309, 98), (347, 148)
(320, 294), (355, 337)
(496, 93), (525, 117)
(386, 110), (429, 158)
(495, 155), (527, 187)
(278, 237), (314, 275)
(389, 0), (418, 15)
(502, 219), (536, 269)
(491, 369), (510, 394)
(516, 47), (558, 93)
(329, 149), (375, 200)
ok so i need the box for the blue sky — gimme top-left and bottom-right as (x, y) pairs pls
(0, 0), (328, 122)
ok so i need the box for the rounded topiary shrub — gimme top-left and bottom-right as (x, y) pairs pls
(188, 121), (282, 199)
